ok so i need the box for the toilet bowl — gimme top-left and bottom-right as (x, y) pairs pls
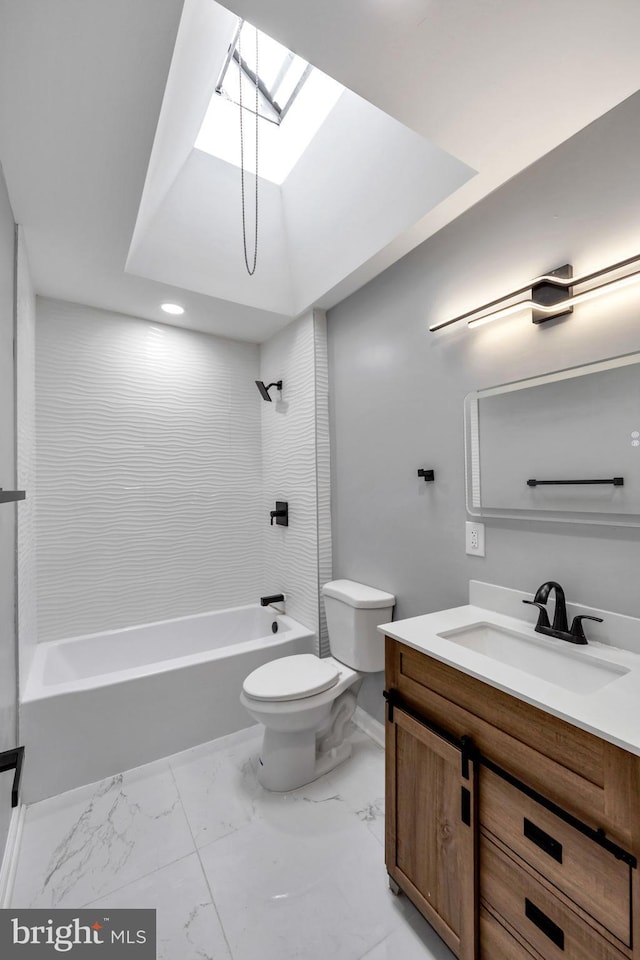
(241, 580), (395, 791)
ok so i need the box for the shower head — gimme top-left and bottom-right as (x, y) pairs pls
(255, 380), (282, 402)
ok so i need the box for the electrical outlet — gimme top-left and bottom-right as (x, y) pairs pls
(465, 520), (485, 557)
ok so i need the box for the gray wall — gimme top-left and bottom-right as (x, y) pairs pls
(0, 163), (17, 858)
(328, 90), (640, 722)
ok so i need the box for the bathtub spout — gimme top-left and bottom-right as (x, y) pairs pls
(260, 594), (285, 609)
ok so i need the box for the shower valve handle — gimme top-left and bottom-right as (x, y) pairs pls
(270, 501), (289, 526)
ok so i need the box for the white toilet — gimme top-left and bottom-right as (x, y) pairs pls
(240, 579), (395, 791)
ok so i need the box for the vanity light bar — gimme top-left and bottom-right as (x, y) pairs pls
(429, 252), (640, 332)
(468, 266), (640, 329)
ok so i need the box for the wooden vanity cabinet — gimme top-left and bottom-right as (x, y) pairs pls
(385, 700), (477, 959)
(385, 637), (640, 960)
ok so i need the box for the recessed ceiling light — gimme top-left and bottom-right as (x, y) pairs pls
(161, 303), (184, 315)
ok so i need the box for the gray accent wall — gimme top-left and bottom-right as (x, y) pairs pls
(327, 90), (640, 722)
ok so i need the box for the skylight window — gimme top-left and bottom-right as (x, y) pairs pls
(195, 19), (344, 185)
(215, 21), (312, 125)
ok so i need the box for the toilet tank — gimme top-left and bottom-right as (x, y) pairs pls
(322, 580), (395, 672)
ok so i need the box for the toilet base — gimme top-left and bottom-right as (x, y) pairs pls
(256, 689), (357, 792)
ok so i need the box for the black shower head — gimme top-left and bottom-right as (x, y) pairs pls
(255, 380), (282, 402)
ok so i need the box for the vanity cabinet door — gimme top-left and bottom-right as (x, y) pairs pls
(386, 704), (477, 960)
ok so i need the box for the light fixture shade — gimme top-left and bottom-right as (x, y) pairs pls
(161, 303), (185, 315)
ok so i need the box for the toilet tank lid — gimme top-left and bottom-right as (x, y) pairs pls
(322, 579), (395, 609)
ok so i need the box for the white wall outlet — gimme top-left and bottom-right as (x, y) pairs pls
(465, 520), (485, 557)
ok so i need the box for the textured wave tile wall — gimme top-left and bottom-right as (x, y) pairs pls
(36, 300), (264, 642)
(16, 231), (38, 683)
(313, 311), (332, 657)
(260, 313), (323, 647)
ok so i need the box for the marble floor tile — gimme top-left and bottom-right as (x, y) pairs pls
(319, 726), (386, 845)
(85, 853), (232, 960)
(12, 719), (452, 960)
(172, 723), (387, 853)
(250, 723), (386, 845)
(168, 726), (265, 848)
(359, 924), (454, 960)
(11, 761), (195, 908)
(359, 893), (455, 960)
(199, 794), (409, 960)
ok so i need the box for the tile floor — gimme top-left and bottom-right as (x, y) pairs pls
(11, 724), (454, 960)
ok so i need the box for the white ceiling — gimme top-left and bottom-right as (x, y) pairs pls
(126, 0), (474, 320)
(1, 0), (640, 342)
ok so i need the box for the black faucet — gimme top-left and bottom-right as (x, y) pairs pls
(523, 581), (603, 645)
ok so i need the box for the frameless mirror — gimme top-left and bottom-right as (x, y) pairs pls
(464, 351), (640, 526)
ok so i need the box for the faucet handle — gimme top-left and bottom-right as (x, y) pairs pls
(523, 599), (551, 630)
(570, 614), (603, 645)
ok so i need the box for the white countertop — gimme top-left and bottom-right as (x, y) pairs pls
(379, 603), (640, 758)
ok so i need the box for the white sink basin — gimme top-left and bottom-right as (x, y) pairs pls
(438, 622), (629, 694)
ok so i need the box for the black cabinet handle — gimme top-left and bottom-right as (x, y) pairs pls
(461, 787), (471, 826)
(525, 899), (565, 950)
(524, 817), (563, 864)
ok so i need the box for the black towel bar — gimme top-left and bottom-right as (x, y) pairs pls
(527, 477), (624, 487)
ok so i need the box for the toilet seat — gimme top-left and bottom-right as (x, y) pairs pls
(243, 654), (340, 702)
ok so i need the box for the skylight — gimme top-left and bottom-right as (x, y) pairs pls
(215, 20), (312, 124)
(195, 19), (344, 185)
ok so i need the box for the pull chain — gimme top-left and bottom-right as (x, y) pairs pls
(238, 26), (258, 276)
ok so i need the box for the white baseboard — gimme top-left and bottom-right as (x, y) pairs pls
(0, 804), (25, 907)
(353, 706), (385, 748)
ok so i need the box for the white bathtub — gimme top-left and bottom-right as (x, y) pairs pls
(20, 605), (315, 802)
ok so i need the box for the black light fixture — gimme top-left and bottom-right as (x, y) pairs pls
(429, 252), (640, 332)
(255, 380), (283, 401)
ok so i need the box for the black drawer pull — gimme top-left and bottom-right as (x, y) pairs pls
(525, 898), (565, 950)
(524, 817), (563, 864)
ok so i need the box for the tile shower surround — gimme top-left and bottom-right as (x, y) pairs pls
(35, 300), (330, 647)
(11, 724), (452, 960)
(259, 310), (332, 655)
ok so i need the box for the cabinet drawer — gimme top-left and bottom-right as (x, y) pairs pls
(480, 906), (544, 959)
(482, 836), (628, 960)
(480, 767), (631, 945)
(388, 641), (610, 831)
